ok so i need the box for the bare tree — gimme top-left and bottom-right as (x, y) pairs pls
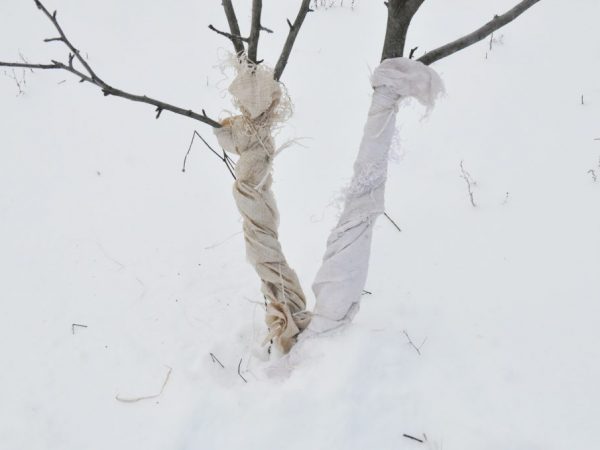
(0, 0), (544, 353)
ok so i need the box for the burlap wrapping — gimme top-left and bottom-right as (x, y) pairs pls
(214, 61), (310, 353)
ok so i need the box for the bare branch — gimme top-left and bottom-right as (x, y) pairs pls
(33, 0), (103, 82)
(274, 0), (312, 81)
(247, 0), (263, 64)
(418, 0), (542, 65)
(0, 61), (61, 70)
(1, 1), (221, 128)
(208, 24), (249, 44)
(220, 0), (246, 56)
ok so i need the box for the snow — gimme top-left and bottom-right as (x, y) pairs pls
(1, 0), (599, 449)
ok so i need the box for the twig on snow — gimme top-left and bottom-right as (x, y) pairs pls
(71, 323), (88, 335)
(459, 160), (477, 207)
(210, 352), (225, 368)
(116, 366), (172, 403)
(403, 330), (427, 356)
(403, 433), (424, 443)
(238, 358), (248, 383)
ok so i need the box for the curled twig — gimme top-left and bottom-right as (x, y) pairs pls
(116, 366), (172, 403)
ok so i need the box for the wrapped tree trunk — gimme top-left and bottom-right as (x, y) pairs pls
(306, 57), (444, 335)
(214, 62), (310, 353)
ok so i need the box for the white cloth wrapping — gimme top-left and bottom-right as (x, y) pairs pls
(307, 57), (444, 334)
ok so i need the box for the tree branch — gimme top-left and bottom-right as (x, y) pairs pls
(247, 0), (263, 64)
(221, 0), (246, 56)
(418, 0), (542, 66)
(273, 0), (312, 81)
(0, 61), (61, 70)
(33, 0), (103, 83)
(0, 0), (221, 128)
(208, 24), (249, 44)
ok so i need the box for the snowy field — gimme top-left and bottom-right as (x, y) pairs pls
(1, 0), (599, 449)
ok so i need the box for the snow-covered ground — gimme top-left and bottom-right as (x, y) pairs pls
(1, 0), (599, 449)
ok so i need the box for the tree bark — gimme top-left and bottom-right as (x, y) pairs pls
(381, 0), (425, 61)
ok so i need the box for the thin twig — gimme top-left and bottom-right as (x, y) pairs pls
(459, 160), (477, 207)
(209, 352), (225, 368)
(182, 130), (237, 179)
(588, 169), (597, 182)
(116, 366), (173, 403)
(361, 289), (372, 295)
(221, 0), (246, 56)
(403, 434), (424, 443)
(0, 0), (221, 128)
(71, 323), (88, 335)
(403, 330), (426, 356)
(383, 212), (402, 232)
(208, 24), (249, 43)
(204, 230), (243, 250)
(237, 358), (248, 383)
(3, 68), (27, 96)
(274, 0), (312, 81)
(18, 52), (35, 73)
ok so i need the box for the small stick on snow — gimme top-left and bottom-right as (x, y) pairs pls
(460, 160), (477, 207)
(238, 358), (248, 383)
(403, 434), (424, 443)
(403, 330), (427, 356)
(71, 323), (88, 335)
(588, 169), (597, 182)
(210, 353), (225, 368)
(384, 212), (402, 232)
(362, 290), (373, 295)
(116, 366), (172, 403)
